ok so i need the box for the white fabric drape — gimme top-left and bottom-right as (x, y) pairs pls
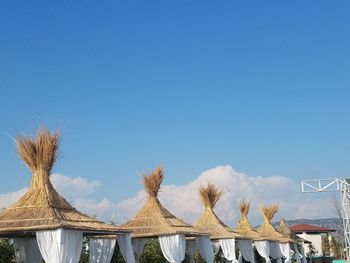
(117, 233), (135, 263)
(292, 243), (301, 263)
(195, 236), (214, 263)
(238, 239), (255, 263)
(159, 234), (186, 263)
(269, 242), (283, 263)
(12, 238), (42, 263)
(36, 228), (83, 263)
(132, 238), (146, 259)
(187, 240), (196, 263)
(219, 238), (238, 262)
(89, 238), (116, 263)
(279, 243), (292, 263)
(212, 241), (221, 255)
(299, 245), (308, 263)
(254, 241), (271, 263)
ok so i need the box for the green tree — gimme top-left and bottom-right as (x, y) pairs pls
(0, 239), (14, 263)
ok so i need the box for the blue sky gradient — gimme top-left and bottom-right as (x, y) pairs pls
(0, 1), (350, 202)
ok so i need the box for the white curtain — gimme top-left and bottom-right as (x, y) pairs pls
(36, 228), (83, 263)
(238, 239), (255, 263)
(159, 234), (186, 263)
(279, 243), (292, 263)
(195, 236), (214, 263)
(269, 242), (283, 263)
(89, 238), (116, 263)
(292, 243), (301, 263)
(132, 238), (146, 259)
(187, 240), (196, 263)
(254, 241), (271, 263)
(219, 238), (238, 262)
(117, 233), (135, 263)
(12, 238), (42, 263)
(299, 245), (308, 263)
(212, 241), (221, 255)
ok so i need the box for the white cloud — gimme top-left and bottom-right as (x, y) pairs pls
(0, 166), (337, 226)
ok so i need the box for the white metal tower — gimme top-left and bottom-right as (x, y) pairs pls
(301, 178), (350, 261)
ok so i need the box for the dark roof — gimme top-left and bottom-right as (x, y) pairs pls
(290, 224), (336, 233)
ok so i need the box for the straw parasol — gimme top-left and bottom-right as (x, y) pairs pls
(194, 183), (245, 240)
(0, 127), (129, 237)
(234, 201), (271, 241)
(122, 166), (205, 238)
(257, 205), (293, 243)
(278, 219), (311, 244)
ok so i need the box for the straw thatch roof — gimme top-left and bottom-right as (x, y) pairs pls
(233, 201), (271, 241)
(257, 205), (293, 243)
(0, 127), (129, 237)
(278, 219), (311, 244)
(194, 183), (245, 240)
(122, 166), (205, 238)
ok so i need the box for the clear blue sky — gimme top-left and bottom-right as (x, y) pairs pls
(0, 1), (349, 202)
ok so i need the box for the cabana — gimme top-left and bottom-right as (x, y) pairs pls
(257, 205), (294, 263)
(0, 128), (134, 263)
(122, 166), (210, 263)
(234, 201), (273, 263)
(194, 183), (248, 263)
(278, 219), (309, 263)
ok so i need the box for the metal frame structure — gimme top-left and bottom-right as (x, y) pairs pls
(301, 178), (350, 261)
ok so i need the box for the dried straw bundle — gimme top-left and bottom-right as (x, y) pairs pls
(142, 166), (163, 197)
(194, 183), (244, 240)
(199, 183), (222, 210)
(123, 166), (205, 238)
(16, 127), (59, 173)
(0, 127), (128, 237)
(234, 200), (269, 241)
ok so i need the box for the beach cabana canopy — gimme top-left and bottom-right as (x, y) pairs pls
(0, 128), (133, 263)
(278, 219), (309, 263)
(194, 183), (247, 262)
(257, 205), (294, 263)
(122, 166), (210, 263)
(234, 201), (270, 241)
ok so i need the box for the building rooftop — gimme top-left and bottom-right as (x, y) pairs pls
(290, 224), (336, 233)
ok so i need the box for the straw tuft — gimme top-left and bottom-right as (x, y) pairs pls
(142, 166), (164, 197)
(199, 183), (223, 209)
(260, 204), (278, 221)
(16, 127), (59, 173)
(239, 200), (251, 217)
(195, 183), (243, 240)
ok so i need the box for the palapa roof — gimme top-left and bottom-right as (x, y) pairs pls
(234, 201), (271, 241)
(122, 166), (205, 238)
(278, 219), (311, 244)
(194, 183), (246, 240)
(0, 128), (129, 237)
(257, 205), (294, 243)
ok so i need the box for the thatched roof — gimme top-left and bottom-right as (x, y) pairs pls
(194, 183), (245, 240)
(233, 201), (271, 241)
(0, 127), (129, 237)
(278, 219), (311, 244)
(257, 205), (293, 243)
(122, 166), (205, 238)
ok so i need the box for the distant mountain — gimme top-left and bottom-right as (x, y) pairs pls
(272, 218), (343, 239)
